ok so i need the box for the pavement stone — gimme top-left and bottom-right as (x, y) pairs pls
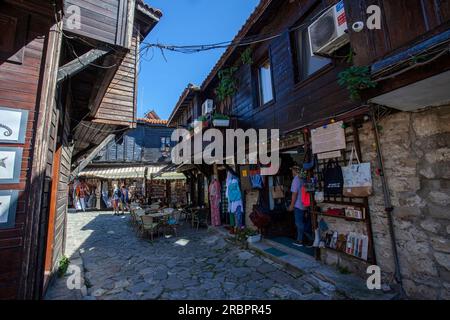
(45, 211), (335, 300)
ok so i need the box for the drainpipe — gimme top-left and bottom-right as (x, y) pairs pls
(370, 107), (405, 298)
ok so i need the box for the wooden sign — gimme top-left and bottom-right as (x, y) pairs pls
(311, 121), (346, 154)
(0, 190), (19, 229)
(0, 147), (23, 184)
(0, 107), (28, 144)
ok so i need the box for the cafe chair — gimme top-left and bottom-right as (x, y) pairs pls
(140, 215), (161, 241)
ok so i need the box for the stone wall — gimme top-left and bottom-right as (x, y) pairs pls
(357, 105), (450, 299)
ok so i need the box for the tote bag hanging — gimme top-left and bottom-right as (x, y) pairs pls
(271, 177), (285, 199)
(323, 160), (344, 196)
(342, 146), (373, 197)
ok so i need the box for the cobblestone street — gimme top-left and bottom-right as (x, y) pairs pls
(45, 210), (343, 300)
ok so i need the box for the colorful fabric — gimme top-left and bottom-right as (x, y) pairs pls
(209, 179), (221, 226)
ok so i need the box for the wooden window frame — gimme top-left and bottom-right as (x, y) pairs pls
(253, 51), (275, 108)
(290, 4), (333, 84)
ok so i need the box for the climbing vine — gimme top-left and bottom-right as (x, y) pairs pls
(338, 66), (378, 101)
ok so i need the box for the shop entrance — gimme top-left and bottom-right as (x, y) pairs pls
(261, 149), (314, 256)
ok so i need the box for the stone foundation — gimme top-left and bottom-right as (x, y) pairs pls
(357, 105), (450, 299)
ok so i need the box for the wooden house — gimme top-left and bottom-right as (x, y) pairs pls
(77, 112), (186, 207)
(168, 0), (450, 298)
(0, 0), (161, 299)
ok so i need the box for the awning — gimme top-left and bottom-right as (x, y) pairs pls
(153, 172), (186, 180)
(147, 163), (186, 180)
(79, 165), (165, 180)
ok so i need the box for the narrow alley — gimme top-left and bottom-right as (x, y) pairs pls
(45, 210), (389, 300)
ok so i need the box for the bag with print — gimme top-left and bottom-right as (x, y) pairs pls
(270, 177), (285, 199)
(323, 160), (344, 196)
(342, 146), (373, 197)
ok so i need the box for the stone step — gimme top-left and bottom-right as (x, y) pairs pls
(248, 237), (398, 300)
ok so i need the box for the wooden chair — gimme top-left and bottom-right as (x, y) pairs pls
(192, 208), (209, 231)
(140, 215), (160, 241)
(134, 208), (146, 233)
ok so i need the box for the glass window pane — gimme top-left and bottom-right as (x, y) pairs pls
(258, 61), (274, 105)
(297, 29), (330, 79)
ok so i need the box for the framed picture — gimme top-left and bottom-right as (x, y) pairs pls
(0, 106), (29, 144)
(0, 190), (19, 229)
(0, 147), (23, 184)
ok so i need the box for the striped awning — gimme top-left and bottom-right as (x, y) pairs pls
(152, 172), (186, 180)
(79, 166), (165, 180)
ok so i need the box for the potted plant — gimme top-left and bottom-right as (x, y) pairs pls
(212, 113), (230, 127)
(245, 228), (261, 243)
(194, 116), (208, 133)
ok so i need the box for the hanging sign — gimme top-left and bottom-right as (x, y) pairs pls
(0, 147), (23, 184)
(318, 150), (342, 160)
(311, 121), (346, 154)
(0, 107), (29, 144)
(0, 190), (19, 229)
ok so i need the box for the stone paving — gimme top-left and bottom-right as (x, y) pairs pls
(45, 210), (339, 300)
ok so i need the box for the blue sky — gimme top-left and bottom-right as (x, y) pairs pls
(137, 0), (259, 120)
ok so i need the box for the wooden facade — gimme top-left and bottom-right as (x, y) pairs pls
(0, 0), (161, 299)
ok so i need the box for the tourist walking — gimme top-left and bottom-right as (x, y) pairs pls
(75, 179), (90, 212)
(112, 184), (122, 215)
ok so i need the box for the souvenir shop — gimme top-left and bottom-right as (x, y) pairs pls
(241, 117), (376, 268)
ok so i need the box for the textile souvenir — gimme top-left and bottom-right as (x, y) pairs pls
(314, 191), (324, 203)
(271, 177), (284, 199)
(342, 146), (373, 197)
(301, 185), (311, 207)
(249, 173), (264, 189)
(323, 160), (343, 196)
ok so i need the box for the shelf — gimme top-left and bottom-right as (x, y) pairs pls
(314, 212), (365, 222)
(322, 246), (371, 263)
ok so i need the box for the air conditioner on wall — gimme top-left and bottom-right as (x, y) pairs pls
(202, 99), (214, 115)
(308, 1), (349, 56)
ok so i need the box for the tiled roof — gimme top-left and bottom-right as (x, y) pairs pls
(137, 118), (168, 125)
(201, 0), (272, 91)
(136, 0), (163, 20)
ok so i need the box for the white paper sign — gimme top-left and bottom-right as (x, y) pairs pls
(0, 151), (16, 180)
(1, 109), (22, 142)
(311, 121), (346, 154)
(0, 195), (12, 223)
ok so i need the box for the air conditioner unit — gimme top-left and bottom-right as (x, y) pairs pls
(308, 1), (349, 56)
(202, 99), (214, 115)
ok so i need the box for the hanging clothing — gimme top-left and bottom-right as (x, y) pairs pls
(226, 171), (244, 227)
(209, 179), (221, 226)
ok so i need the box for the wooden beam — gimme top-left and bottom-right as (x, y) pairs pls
(57, 48), (111, 83)
(70, 134), (115, 181)
(87, 54), (123, 118)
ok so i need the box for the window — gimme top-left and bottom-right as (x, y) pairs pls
(257, 59), (274, 106)
(292, 15), (331, 82)
(160, 137), (171, 152)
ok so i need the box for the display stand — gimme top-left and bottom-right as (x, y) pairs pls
(311, 122), (376, 264)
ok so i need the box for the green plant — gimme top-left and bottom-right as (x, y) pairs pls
(240, 47), (253, 65)
(57, 256), (70, 277)
(338, 66), (378, 101)
(197, 115), (207, 122)
(216, 66), (238, 102)
(212, 113), (230, 120)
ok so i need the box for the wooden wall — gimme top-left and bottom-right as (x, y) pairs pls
(345, 0), (450, 66)
(63, 0), (132, 47)
(203, 0), (355, 134)
(94, 35), (138, 126)
(0, 2), (52, 299)
(94, 123), (174, 163)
